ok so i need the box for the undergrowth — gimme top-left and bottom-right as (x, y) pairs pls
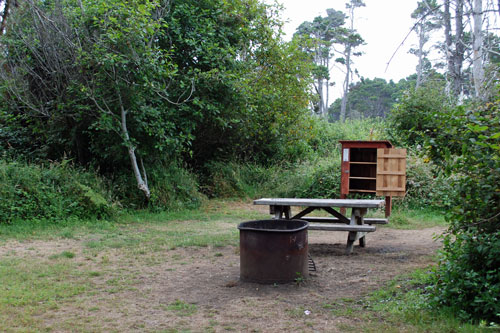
(0, 159), (114, 224)
(324, 269), (497, 332)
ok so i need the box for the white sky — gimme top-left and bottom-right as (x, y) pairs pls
(273, 0), (421, 100)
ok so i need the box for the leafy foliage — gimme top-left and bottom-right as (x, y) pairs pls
(432, 231), (500, 323)
(110, 162), (204, 210)
(391, 83), (500, 323)
(388, 81), (453, 149)
(293, 8), (346, 116)
(429, 99), (500, 323)
(398, 152), (453, 209)
(0, 160), (114, 223)
(0, 0), (314, 202)
(329, 78), (405, 120)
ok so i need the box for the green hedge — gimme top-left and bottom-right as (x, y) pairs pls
(0, 160), (114, 223)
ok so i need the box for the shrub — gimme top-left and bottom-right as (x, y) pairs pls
(396, 152), (453, 209)
(199, 157), (342, 200)
(391, 86), (500, 323)
(388, 83), (453, 148)
(431, 231), (500, 323)
(110, 162), (204, 210)
(0, 159), (114, 223)
(310, 117), (387, 157)
(148, 163), (205, 210)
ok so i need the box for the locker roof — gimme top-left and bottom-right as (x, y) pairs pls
(339, 140), (393, 148)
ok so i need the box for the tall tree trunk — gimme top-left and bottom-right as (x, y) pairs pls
(116, 87), (151, 200)
(416, 22), (425, 89)
(454, 0), (465, 97)
(325, 57), (330, 120)
(443, 0), (454, 95)
(316, 77), (325, 116)
(443, 0), (465, 97)
(314, 37), (327, 117)
(340, 46), (350, 123)
(340, 2), (358, 123)
(473, 0), (484, 98)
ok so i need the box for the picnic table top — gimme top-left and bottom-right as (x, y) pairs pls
(253, 198), (385, 208)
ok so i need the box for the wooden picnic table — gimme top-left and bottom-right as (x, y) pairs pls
(253, 198), (386, 254)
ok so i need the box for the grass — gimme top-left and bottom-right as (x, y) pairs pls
(385, 207), (447, 230)
(0, 200), (267, 331)
(0, 198), (268, 243)
(48, 251), (76, 259)
(0, 258), (89, 331)
(0, 199), (480, 332)
(322, 269), (498, 332)
(164, 300), (198, 317)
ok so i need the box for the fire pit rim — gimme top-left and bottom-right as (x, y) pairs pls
(237, 219), (308, 233)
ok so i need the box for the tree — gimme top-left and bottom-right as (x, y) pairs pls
(0, 0), (18, 34)
(443, 0), (466, 96)
(389, 74), (500, 324)
(0, 0), (188, 200)
(0, 0), (315, 202)
(410, 0), (441, 88)
(294, 9), (346, 118)
(329, 78), (401, 120)
(472, 0), (485, 98)
(339, 0), (365, 122)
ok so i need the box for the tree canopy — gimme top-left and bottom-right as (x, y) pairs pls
(0, 0), (315, 199)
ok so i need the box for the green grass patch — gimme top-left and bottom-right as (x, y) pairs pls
(48, 251), (76, 260)
(386, 208), (446, 229)
(0, 199), (268, 245)
(164, 299), (197, 317)
(323, 269), (496, 332)
(0, 258), (89, 330)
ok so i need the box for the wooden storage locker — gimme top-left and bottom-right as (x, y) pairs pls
(339, 141), (406, 217)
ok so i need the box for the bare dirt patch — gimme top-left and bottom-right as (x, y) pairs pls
(0, 224), (444, 332)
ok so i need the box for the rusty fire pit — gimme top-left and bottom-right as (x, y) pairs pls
(238, 219), (308, 284)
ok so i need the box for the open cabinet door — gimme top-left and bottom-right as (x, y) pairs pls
(376, 148), (406, 197)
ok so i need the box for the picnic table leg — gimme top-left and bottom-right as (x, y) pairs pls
(274, 206), (283, 219)
(346, 236), (355, 255)
(385, 196), (392, 217)
(346, 207), (368, 254)
(284, 206), (291, 219)
(357, 208), (367, 247)
(270, 205), (280, 219)
(271, 205), (291, 219)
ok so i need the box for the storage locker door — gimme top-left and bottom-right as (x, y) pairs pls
(376, 148), (406, 197)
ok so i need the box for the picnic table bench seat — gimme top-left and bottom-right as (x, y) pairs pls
(301, 216), (388, 225)
(307, 223), (376, 232)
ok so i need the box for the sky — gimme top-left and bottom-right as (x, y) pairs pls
(272, 0), (421, 99)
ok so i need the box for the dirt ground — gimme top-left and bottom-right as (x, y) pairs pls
(1, 223), (445, 332)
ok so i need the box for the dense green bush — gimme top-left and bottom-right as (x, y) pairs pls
(108, 162), (204, 210)
(0, 160), (114, 223)
(388, 83), (454, 149)
(309, 117), (387, 157)
(398, 152), (453, 209)
(390, 84), (500, 323)
(0, 0), (314, 202)
(432, 231), (500, 322)
(148, 164), (205, 210)
(199, 158), (342, 199)
(429, 102), (500, 323)
(199, 161), (279, 198)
